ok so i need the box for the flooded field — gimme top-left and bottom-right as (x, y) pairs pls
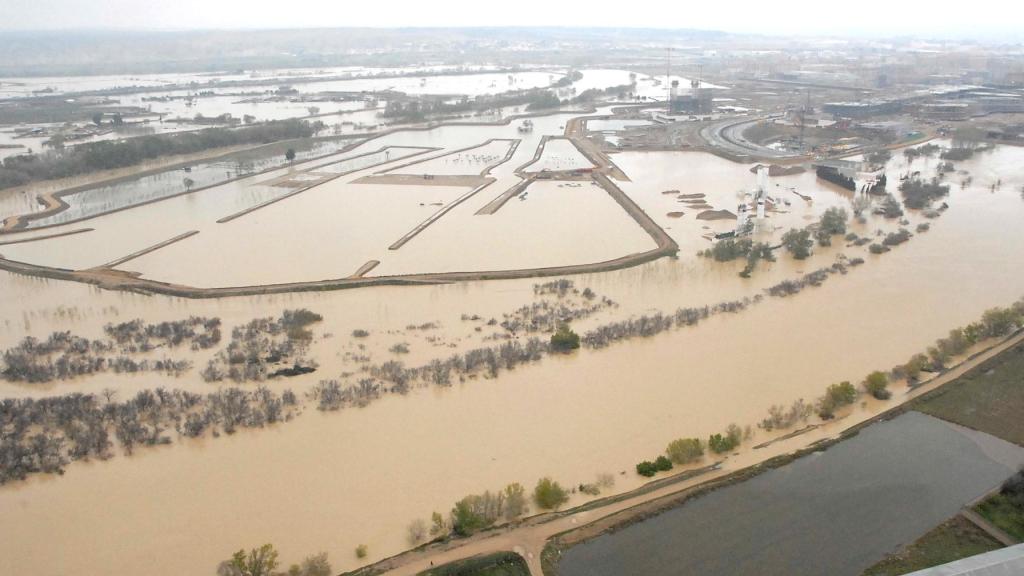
(0, 136), (364, 227)
(523, 138), (595, 172)
(585, 118), (653, 132)
(1, 105), (1024, 576)
(0, 65), (607, 163)
(387, 139), (517, 176)
(557, 411), (1024, 576)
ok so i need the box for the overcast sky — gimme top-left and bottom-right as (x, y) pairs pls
(0, 0), (1019, 40)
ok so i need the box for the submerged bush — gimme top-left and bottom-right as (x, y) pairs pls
(817, 381), (857, 419)
(864, 371), (891, 400)
(666, 437), (704, 464)
(550, 323), (581, 352)
(533, 477), (569, 510)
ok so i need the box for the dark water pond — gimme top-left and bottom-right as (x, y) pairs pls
(558, 411), (1024, 576)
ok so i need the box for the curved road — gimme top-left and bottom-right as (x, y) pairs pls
(699, 114), (798, 161)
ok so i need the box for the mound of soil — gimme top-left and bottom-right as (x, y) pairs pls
(666, 212), (685, 218)
(696, 209), (737, 221)
(750, 164), (806, 177)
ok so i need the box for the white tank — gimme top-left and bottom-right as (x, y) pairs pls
(736, 203), (750, 234)
(756, 166), (767, 219)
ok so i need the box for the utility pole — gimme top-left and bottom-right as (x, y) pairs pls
(798, 88), (810, 150)
(666, 47), (672, 113)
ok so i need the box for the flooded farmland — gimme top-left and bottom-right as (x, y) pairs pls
(1, 133), (1023, 574)
(3, 28), (1024, 576)
(557, 412), (1024, 576)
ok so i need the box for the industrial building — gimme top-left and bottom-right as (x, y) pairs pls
(669, 78), (714, 115)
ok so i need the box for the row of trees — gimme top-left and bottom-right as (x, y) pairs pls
(218, 545), (331, 576)
(0, 326), (195, 383)
(499, 295), (614, 335)
(637, 426), (747, 478)
(899, 177), (950, 209)
(893, 299), (1024, 383)
(582, 298), (755, 349)
(0, 386), (299, 483)
(699, 237), (776, 278)
(103, 316), (222, 352)
(765, 259), (852, 298)
(0, 119), (322, 189)
(410, 477), (571, 542)
(380, 87), (564, 123)
(202, 309), (322, 383)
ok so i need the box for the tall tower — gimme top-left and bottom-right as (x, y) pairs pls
(666, 47), (673, 113)
(756, 166), (767, 220)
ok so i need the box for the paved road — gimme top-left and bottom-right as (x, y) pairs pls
(699, 114), (797, 161)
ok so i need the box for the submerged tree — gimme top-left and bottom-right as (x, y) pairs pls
(533, 477), (569, 510)
(864, 371), (891, 400)
(781, 228), (813, 260)
(666, 437), (704, 464)
(550, 323), (580, 352)
(219, 544), (279, 576)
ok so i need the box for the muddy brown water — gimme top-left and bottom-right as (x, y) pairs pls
(0, 141), (1022, 574)
(556, 411), (1024, 576)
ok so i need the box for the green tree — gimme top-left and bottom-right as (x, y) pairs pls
(503, 482), (528, 520)
(818, 381), (857, 419)
(781, 228), (813, 259)
(666, 437), (704, 464)
(880, 194), (904, 218)
(287, 553), (331, 576)
(220, 544), (279, 576)
(450, 498), (484, 536)
(429, 511), (448, 537)
(92, 112), (103, 126)
(980, 307), (1018, 337)
(636, 460), (659, 477)
(550, 323), (580, 352)
(355, 544), (368, 559)
(533, 477), (569, 510)
(819, 207), (848, 236)
(708, 433), (738, 454)
(703, 237), (752, 262)
(285, 148), (296, 162)
(902, 353), (929, 381)
(864, 371), (891, 400)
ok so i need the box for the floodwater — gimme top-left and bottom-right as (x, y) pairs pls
(0, 65), (576, 162)
(4, 109), (646, 285)
(0, 134), (1023, 574)
(585, 118), (653, 132)
(557, 411), (1024, 576)
(523, 138), (594, 172)
(2, 136), (360, 228)
(614, 151), (859, 252)
(388, 139), (516, 176)
(0, 66), (539, 100)
(299, 71), (560, 97)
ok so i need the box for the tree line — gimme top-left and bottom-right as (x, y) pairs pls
(0, 385), (299, 484)
(0, 119), (321, 190)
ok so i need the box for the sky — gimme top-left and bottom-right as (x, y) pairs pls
(0, 0), (1020, 40)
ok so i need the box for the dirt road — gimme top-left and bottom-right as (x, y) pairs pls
(355, 329), (1024, 576)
